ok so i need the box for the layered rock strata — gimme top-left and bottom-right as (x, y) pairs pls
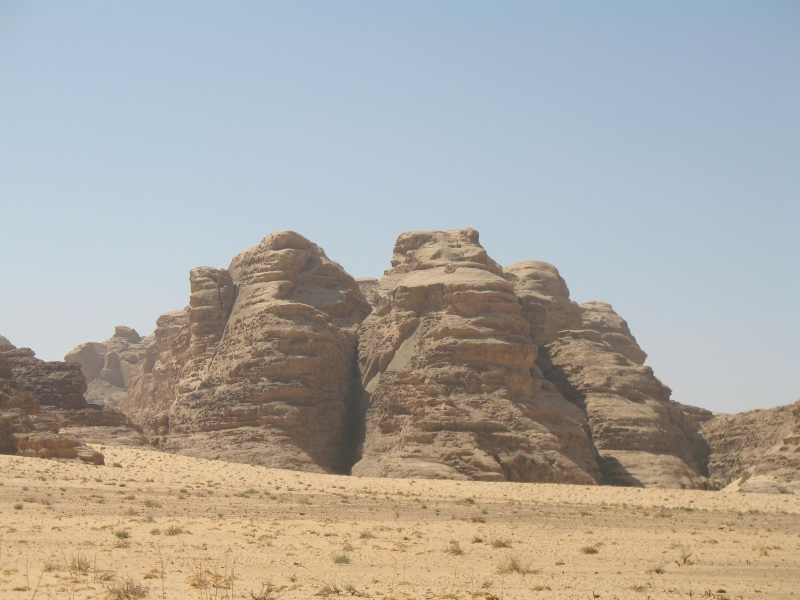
(702, 400), (800, 490)
(1, 341), (106, 463)
(122, 231), (372, 472)
(530, 293), (712, 488)
(352, 229), (602, 483)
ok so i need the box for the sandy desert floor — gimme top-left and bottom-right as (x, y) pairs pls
(1, 446), (799, 600)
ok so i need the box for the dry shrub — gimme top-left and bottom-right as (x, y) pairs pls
(104, 576), (149, 599)
(496, 555), (536, 575)
(472, 534), (484, 544)
(164, 525), (184, 536)
(358, 529), (373, 539)
(676, 543), (693, 564)
(580, 546), (599, 555)
(531, 584), (552, 591)
(69, 552), (91, 574)
(490, 537), (512, 549)
(250, 581), (279, 600)
(316, 582), (341, 596)
(653, 508), (672, 518)
(470, 515), (486, 523)
(446, 540), (464, 555)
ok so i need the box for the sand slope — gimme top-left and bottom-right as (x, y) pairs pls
(1, 447), (799, 599)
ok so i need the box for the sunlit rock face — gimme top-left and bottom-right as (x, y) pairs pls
(123, 231), (372, 472)
(352, 229), (602, 484)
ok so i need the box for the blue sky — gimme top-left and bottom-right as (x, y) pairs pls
(1, 1), (798, 413)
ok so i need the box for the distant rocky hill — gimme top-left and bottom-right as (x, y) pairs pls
(59, 228), (799, 491)
(1, 338), (146, 465)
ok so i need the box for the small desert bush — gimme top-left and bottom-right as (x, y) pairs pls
(333, 554), (351, 564)
(446, 540), (464, 555)
(70, 552), (91, 574)
(13, 503), (22, 510)
(496, 555), (536, 575)
(676, 543), (693, 564)
(164, 525), (184, 536)
(250, 581), (279, 600)
(490, 537), (512, 549)
(143, 499), (160, 509)
(359, 529), (373, 539)
(150, 528), (161, 535)
(115, 530), (130, 539)
(470, 515), (486, 523)
(317, 582), (341, 596)
(580, 546), (599, 555)
(104, 575), (149, 599)
(472, 534), (484, 544)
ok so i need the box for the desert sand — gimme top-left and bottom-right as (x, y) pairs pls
(1, 446), (798, 599)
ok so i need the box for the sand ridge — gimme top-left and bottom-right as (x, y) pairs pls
(1, 446), (799, 599)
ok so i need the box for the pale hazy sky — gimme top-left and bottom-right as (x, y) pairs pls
(1, 1), (798, 414)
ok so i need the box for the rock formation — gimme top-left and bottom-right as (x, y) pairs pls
(59, 227), (798, 491)
(65, 326), (152, 409)
(702, 400), (800, 491)
(352, 229), (602, 483)
(530, 294), (713, 488)
(0, 335), (147, 463)
(1, 340), (103, 463)
(122, 231), (372, 472)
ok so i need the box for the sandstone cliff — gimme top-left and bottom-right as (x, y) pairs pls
(122, 231), (372, 472)
(61, 227), (798, 491)
(702, 400), (800, 490)
(532, 296), (712, 489)
(352, 229), (602, 483)
(1, 341), (104, 463)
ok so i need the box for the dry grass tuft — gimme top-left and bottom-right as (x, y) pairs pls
(164, 525), (185, 536)
(250, 581), (279, 599)
(580, 546), (599, 555)
(445, 540), (464, 555)
(496, 555), (537, 575)
(104, 575), (149, 599)
(490, 537), (512, 549)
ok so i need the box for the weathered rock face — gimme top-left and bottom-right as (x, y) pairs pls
(702, 400), (800, 489)
(122, 231), (372, 472)
(536, 299), (712, 489)
(352, 229), (602, 483)
(65, 326), (152, 409)
(0, 342), (106, 463)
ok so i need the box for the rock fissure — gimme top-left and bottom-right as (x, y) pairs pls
(44, 227), (798, 491)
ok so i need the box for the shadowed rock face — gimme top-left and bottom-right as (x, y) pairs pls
(535, 299), (712, 489)
(352, 229), (602, 483)
(123, 231), (372, 472)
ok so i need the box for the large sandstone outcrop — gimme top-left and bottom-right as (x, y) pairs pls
(352, 229), (602, 483)
(531, 292), (712, 488)
(702, 400), (800, 490)
(1, 341), (105, 463)
(65, 326), (152, 409)
(122, 231), (372, 472)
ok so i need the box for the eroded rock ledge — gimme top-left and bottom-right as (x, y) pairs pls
(65, 228), (799, 490)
